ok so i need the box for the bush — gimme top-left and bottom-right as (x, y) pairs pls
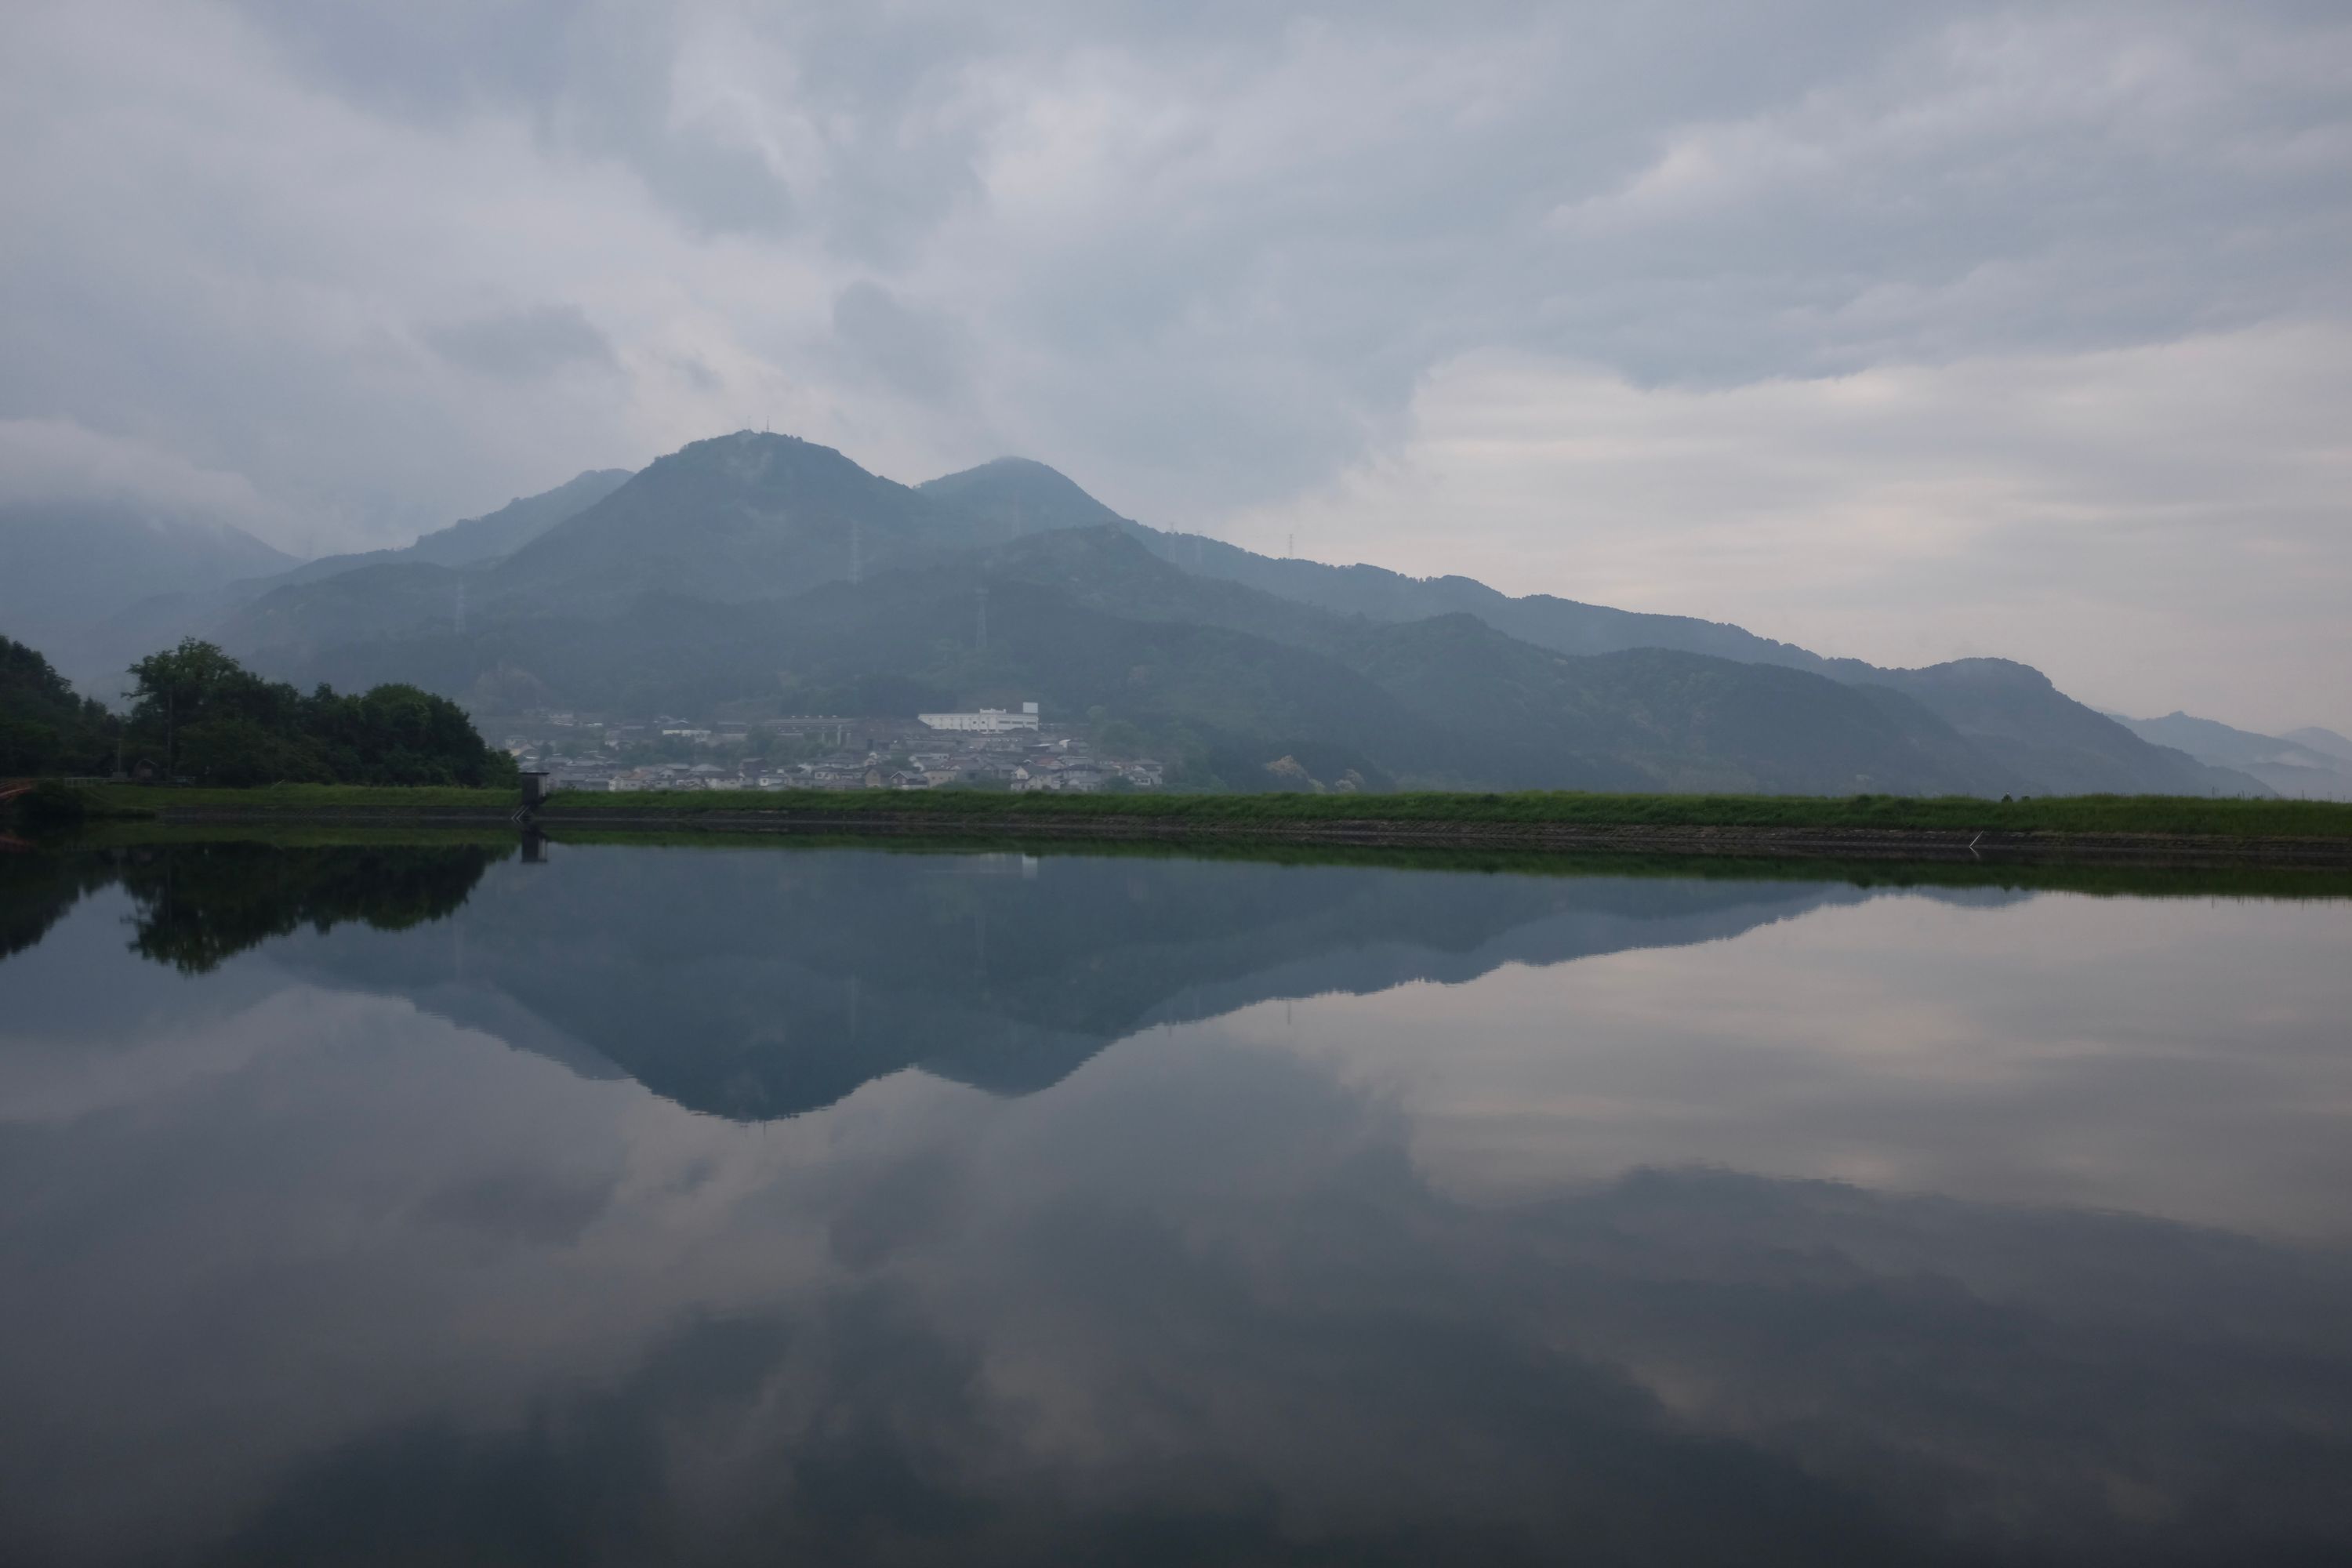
(10, 779), (89, 830)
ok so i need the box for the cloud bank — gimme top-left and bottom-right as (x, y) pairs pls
(1, 0), (2346, 728)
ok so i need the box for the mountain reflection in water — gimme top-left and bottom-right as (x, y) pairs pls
(1, 840), (2348, 1566)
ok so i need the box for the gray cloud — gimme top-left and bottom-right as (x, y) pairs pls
(0, 0), (2346, 725)
(831, 281), (967, 404)
(0, 416), (288, 531)
(420, 303), (617, 380)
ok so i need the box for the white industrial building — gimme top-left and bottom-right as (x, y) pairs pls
(919, 702), (1040, 733)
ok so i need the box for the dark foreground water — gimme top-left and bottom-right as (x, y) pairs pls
(2, 840), (2350, 1566)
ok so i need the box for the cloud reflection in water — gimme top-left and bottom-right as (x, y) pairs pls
(0, 844), (2347, 1564)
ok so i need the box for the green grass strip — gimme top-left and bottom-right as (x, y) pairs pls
(541, 787), (2352, 839)
(74, 782), (2352, 838)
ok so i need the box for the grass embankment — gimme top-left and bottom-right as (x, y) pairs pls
(84, 782), (511, 814)
(78, 821), (521, 851)
(74, 782), (2352, 839)
(545, 788), (2352, 840)
(41, 818), (2352, 898)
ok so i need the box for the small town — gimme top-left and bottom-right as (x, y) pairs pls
(493, 702), (1167, 794)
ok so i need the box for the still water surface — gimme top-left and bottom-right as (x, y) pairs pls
(2, 841), (2350, 1564)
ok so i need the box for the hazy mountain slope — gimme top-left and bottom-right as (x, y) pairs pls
(212, 433), (946, 659)
(946, 544), (2031, 794)
(224, 562), (470, 659)
(407, 468), (633, 567)
(1846, 661), (2267, 797)
(978, 528), (2015, 794)
(1160, 542), (1836, 673)
(1352, 622), (2023, 797)
(267, 468), (633, 590)
(921, 456), (1836, 671)
(74, 469), (630, 695)
(0, 502), (292, 687)
(928, 461), (2267, 797)
(261, 568), (1454, 789)
(2118, 710), (2345, 770)
(209, 434), (924, 645)
(2112, 711), (2352, 800)
(981, 525), (1370, 653)
(784, 572), (1465, 788)
(211, 434), (2273, 799)
(918, 456), (1127, 544)
(485, 432), (942, 610)
(2284, 727), (2352, 766)
(252, 526), (2013, 796)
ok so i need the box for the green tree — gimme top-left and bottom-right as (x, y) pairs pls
(122, 638), (514, 787)
(0, 633), (120, 776)
(127, 638), (281, 779)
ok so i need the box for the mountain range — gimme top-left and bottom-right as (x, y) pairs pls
(1, 430), (2314, 796)
(2107, 713), (2352, 801)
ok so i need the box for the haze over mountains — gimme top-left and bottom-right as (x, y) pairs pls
(0, 499), (293, 688)
(2108, 713), (2352, 802)
(2, 429), (2320, 797)
(275, 469), (634, 583)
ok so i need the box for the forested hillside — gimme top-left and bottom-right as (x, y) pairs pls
(181, 430), (2267, 799)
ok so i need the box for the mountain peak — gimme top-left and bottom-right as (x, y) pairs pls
(919, 456), (1128, 544)
(931, 453), (1076, 481)
(966, 456), (1072, 481)
(1900, 656), (2055, 690)
(478, 427), (935, 608)
(659, 425), (870, 474)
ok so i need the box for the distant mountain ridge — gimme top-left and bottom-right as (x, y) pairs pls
(5, 429), (2277, 797)
(16, 469), (629, 695)
(275, 468), (631, 585)
(2285, 727), (2352, 765)
(143, 428), (2261, 799)
(0, 499), (294, 691)
(2111, 711), (2352, 800)
(925, 458), (1837, 673)
(914, 456), (2259, 798)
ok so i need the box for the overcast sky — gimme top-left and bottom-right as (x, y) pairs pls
(3, 1), (2347, 732)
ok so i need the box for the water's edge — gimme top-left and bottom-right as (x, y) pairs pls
(131, 804), (2352, 866)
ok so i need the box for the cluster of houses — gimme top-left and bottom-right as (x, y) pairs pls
(499, 704), (1165, 795)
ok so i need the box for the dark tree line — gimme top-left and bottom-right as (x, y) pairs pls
(1, 634), (119, 775)
(1, 632), (515, 787)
